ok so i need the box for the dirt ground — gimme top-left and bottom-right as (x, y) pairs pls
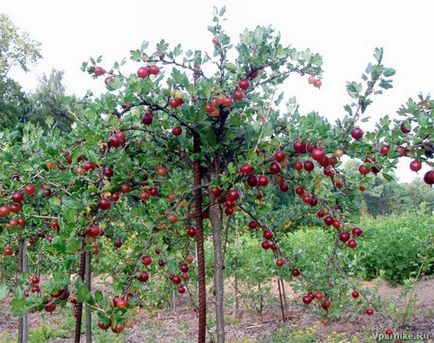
(1, 278), (433, 342)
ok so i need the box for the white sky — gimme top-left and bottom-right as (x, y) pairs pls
(2, 0), (433, 183)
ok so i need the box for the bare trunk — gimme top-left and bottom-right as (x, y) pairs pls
(193, 136), (206, 343)
(280, 278), (288, 318)
(209, 196), (225, 343)
(232, 257), (239, 319)
(74, 248), (86, 343)
(277, 278), (286, 322)
(171, 289), (176, 312)
(18, 238), (28, 343)
(85, 251), (92, 343)
(258, 283), (263, 315)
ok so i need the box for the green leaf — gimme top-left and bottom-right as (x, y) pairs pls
(11, 298), (26, 316)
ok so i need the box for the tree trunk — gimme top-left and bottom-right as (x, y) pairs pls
(277, 278), (286, 322)
(193, 136), (206, 343)
(85, 251), (92, 343)
(280, 278), (288, 319)
(208, 194), (225, 343)
(232, 257), (239, 319)
(171, 288), (176, 312)
(18, 238), (28, 343)
(74, 248), (86, 343)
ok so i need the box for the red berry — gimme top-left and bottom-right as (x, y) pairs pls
(248, 221), (259, 229)
(120, 184), (130, 193)
(276, 259), (285, 267)
(233, 89), (244, 100)
(400, 122), (410, 134)
(304, 160), (314, 172)
(177, 285), (186, 294)
(0, 205), (10, 217)
(295, 187), (304, 196)
(269, 162), (281, 174)
(324, 216), (334, 226)
(51, 220), (59, 230)
(98, 197), (111, 210)
(137, 67), (150, 78)
(86, 225), (102, 238)
(141, 255), (153, 266)
(228, 189), (240, 201)
(246, 175), (258, 187)
(293, 141), (306, 154)
(137, 272), (149, 282)
(274, 150), (286, 162)
(359, 165), (370, 175)
(294, 160), (303, 171)
(291, 268), (301, 276)
(44, 302), (57, 313)
(424, 170), (434, 185)
(263, 230), (273, 240)
(238, 79), (250, 90)
(12, 192), (24, 203)
(321, 299), (332, 310)
(142, 111), (153, 125)
(258, 175), (269, 187)
(261, 241), (270, 249)
(172, 126), (182, 136)
(149, 65), (160, 75)
(302, 295), (313, 304)
(24, 184), (36, 196)
(311, 148), (326, 161)
(111, 192), (120, 202)
(94, 67), (105, 76)
(4, 247), (13, 256)
(379, 145), (390, 156)
(352, 227), (363, 237)
(109, 134), (123, 148)
(366, 308), (374, 315)
(187, 226), (197, 237)
(339, 232), (350, 242)
(347, 239), (357, 249)
(211, 187), (222, 197)
(351, 290), (359, 298)
(409, 160), (422, 172)
(351, 127), (364, 140)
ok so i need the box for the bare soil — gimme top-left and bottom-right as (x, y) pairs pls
(1, 278), (433, 342)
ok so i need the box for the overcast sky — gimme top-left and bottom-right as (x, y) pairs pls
(2, 0), (433, 183)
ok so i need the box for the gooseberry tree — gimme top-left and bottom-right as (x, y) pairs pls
(1, 7), (433, 343)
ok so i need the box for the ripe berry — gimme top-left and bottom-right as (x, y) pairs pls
(137, 67), (150, 78)
(246, 175), (258, 187)
(280, 183), (289, 192)
(347, 239), (357, 249)
(311, 148), (326, 161)
(366, 308), (374, 315)
(351, 290), (359, 298)
(141, 255), (153, 266)
(324, 216), (334, 226)
(248, 221), (259, 229)
(233, 89), (244, 100)
(12, 192), (24, 203)
(291, 268), (301, 276)
(339, 232), (350, 242)
(424, 170), (434, 185)
(379, 145), (390, 156)
(94, 67), (105, 76)
(98, 197), (111, 210)
(44, 302), (56, 313)
(263, 230), (273, 240)
(302, 295), (313, 304)
(261, 241), (270, 249)
(211, 187), (222, 197)
(0, 206), (10, 217)
(187, 227), (197, 237)
(177, 285), (186, 294)
(258, 175), (269, 187)
(137, 272), (149, 282)
(409, 160), (422, 172)
(321, 299), (332, 310)
(269, 162), (281, 174)
(294, 160), (303, 170)
(24, 184), (36, 196)
(276, 259), (285, 267)
(238, 79), (250, 90)
(4, 247), (13, 256)
(120, 184), (130, 193)
(304, 160), (314, 172)
(274, 150), (286, 162)
(358, 165), (370, 175)
(293, 141), (306, 154)
(142, 111), (153, 125)
(172, 126), (182, 136)
(400, 122), (410, 133)
(228, 189), (240, 201)
(149, 65), (160, 75)
(351, 127), (364, 140)
(352, 227), (363, 237)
